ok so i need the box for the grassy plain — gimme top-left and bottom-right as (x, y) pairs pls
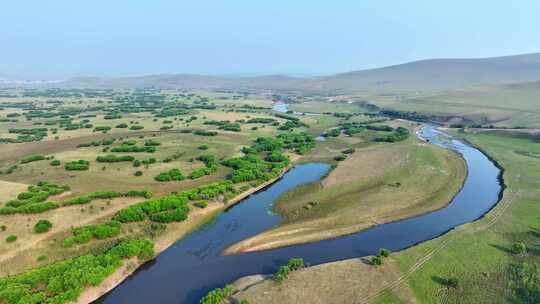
(368, 82), (540, 127)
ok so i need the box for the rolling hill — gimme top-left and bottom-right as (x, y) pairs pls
(60, 53), (540, 93)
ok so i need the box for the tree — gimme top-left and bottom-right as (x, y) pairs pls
(34, 219), (53, 233)
(512, 242), (527, 255)
(379, 248), (391, 258)
(371, 256), (383, 266)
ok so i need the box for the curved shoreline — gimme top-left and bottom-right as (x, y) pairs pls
(77, 165), (296, 304)
(223, 126), (469, 255)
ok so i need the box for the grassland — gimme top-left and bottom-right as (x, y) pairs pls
(225, 124), (466, 254)
(367, 82), (540, 128)
(233, 130), (540, 304)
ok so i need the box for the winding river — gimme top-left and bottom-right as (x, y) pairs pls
(97, 125), (503, 304)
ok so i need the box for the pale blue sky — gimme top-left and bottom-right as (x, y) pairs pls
(2, 1), (540, 79)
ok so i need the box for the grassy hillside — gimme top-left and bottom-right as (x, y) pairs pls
(369, 81), (540, 127)
(59, 53), (540, 93)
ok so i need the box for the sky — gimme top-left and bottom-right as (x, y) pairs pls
(2, 0), (540, 79)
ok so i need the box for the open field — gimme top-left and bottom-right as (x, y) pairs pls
(225, 124), (466, 254)
(367, 82), (540, 128)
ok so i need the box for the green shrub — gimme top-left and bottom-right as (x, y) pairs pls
(36, 255), (47, 262)
(371, 256), (383, 266)
(512, 242), (527, 255)
(198, 144), (209, 150)
(379, 248), (391, 257)
(334, 155), (346, 161)
(50, 159), (61, 166)
(20, 154), (46, 164)
(33, 219), (53, 233)
(273, 265), (291, 283)
(154, 169), (185, 182)
(5, 235), (17, 243)
(134, 171), (143, 176)
(65, 160), (90, 171)
(199, 285), (235, 304)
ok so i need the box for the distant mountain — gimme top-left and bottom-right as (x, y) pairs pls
(60, 53), (540, 93)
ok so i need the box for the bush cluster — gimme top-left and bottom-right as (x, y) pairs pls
(96, 154), (135, 163)
(189, 155), (218, 179)
(0, 239), (154, 304)
(154, 169), (185, 182)
(63, 221), (121, 247)
(273, 258), (304, 283)
(113, 194), (189, 223)
(64, 160), (90, 171)
(110, 145), (155, 153)
(33, 219), (53, 233)
(20, 154), (46, 164)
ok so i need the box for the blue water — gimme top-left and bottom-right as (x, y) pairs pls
(98, 126), (502, 304)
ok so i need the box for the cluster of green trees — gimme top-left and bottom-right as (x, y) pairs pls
(273, 258), (305, 283)
(144, 139), (161, 146)
(183, 181), (235, 202)
(0, 239), (154, 304)
(204, 120), (241, 132)
(93, 126), (111, 132)
(50, 159), (61, 166)
(7, 127), (48, 142)
(374, 127), (410, 143)
(371, 248), (391, 266)
(0, 182), (70, 215)
(77, 138), (116, 148)
(154, 169), (185, 182)
(223, 153), (285, 183)
(199, 285), (235, 304)
(130, 125), (144, 130)
(110, 145), (156, 153)
(62, 190), (152, 206)
(96, 154), (135, 163)
(194, 130), (218, 136)
(189, 155), (218, 179)
(113, 194), (189, 223)
(246, 117), (276, 124)
(64, 160), (90, 171)
(276, 133), (315, 155)
(103, 114), (122, 120)
(63, 221), (121, 247)
(20, 154), (46, 164)
(0, 189), (151, 215)
(366, 125), (394, 132)
(278, 120), (309, 131)
(33, 219), (53, 233)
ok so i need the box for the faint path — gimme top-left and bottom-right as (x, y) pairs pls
(356, 190), (518, 304)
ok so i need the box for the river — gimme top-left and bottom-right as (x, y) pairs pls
(97, 125), (502, 304)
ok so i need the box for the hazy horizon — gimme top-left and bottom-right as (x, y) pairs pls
(2, 1), (540, 80)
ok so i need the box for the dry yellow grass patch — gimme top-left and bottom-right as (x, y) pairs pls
(232, 257), (416, 304)
(0, 180), (28, 202)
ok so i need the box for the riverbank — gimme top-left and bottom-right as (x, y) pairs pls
(224, 130), (467, 255)
(75, 163), (297, 304)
